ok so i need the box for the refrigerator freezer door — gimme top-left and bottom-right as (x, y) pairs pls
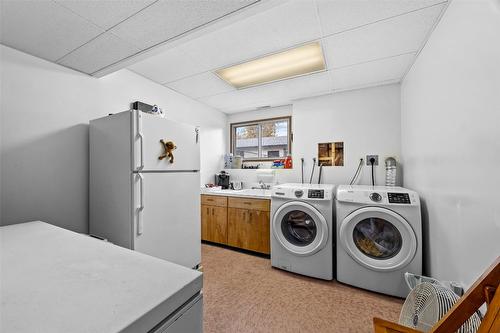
(133, 172), (201, 268)
(132, 110), (200, 172)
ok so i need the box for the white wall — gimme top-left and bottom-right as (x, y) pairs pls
(226, 84), (401, 187)
(401, 0), (500, 288)
(0, 45), (226, 233)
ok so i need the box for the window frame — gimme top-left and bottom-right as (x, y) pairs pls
(230, 116), (292, 162)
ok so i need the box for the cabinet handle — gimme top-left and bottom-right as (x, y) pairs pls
(243, 202), (251, 205)
(211, 208), (214, 216)
(206, 198), (214, 201)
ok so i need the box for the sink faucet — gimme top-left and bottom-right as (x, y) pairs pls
(258, 181), (270, 189)
(251, 181), (270, 190)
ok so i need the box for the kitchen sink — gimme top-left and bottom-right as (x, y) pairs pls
(204, 188), (271, 197)
(237, 188), (272, 196)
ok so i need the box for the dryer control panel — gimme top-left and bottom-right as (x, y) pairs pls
(388, 192), (411, 204)
(336, 185), (420, 206)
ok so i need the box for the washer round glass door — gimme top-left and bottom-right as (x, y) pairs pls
(273, 201), (328, 256)
(340, 207), (417, 271)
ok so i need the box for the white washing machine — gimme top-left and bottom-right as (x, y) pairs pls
(271, 183), (335, 280)
(336, 185), (422, 298)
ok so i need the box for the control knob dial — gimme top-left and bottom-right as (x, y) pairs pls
(369, 192), (382, 202)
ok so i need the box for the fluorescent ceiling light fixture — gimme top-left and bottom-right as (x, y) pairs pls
(215, 42), (325, 89)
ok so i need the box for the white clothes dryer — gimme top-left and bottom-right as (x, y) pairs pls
(271, 183), (335, 280)
(336, 185), (422, 297)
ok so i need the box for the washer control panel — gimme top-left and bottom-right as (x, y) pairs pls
(388, 192), (411, 204)
(308, 189), (324, 199)
(271, 184), (334, 200)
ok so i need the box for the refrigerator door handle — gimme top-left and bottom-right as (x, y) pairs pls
(136, 173), (145, 235)
(136, 111), (144, 170)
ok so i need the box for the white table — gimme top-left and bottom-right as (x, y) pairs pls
(0, 221), (203, 333)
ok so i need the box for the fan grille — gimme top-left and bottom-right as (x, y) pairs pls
(399, 282), (481, 333)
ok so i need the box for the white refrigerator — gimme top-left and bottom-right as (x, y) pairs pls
(89, 110), (201, 268)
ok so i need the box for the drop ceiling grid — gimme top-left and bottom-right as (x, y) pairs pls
(330, 53), (417, 91)
(137, 0), (447, 86)
(157, 0), (328, 104)
(50, 0), (158, 69)
(0, 0), (264, 76)
(0, 0), (105, 62)
(400, 0), (452, 81)
(197, 71), (333, 113)
(156, 1), (447, 113)
(315, 0), (447, 36)
(57, 32), (142, 74)
(155, 0), (324, 85)
(321, 3), (446, 70)
(52, 0), (157, 31)
(0, 0), (449, 113)
(109, 0), (260, 51)
(166, 71), (235, 99)
(312, 0), (334, 95)
(58, 0), (261, 75)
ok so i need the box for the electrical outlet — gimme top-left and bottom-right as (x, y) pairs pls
(366, 155), (379, 166)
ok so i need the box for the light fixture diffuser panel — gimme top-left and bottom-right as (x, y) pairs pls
(216, 42), (326, 89)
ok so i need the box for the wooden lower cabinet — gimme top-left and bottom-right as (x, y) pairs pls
(201, 204), (227, 244)
(227, 207), (270, 254)
(201, 194), (270, 255)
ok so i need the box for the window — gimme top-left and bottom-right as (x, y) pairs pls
(231, 117), (291, 161)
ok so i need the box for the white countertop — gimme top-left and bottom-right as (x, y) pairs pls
(0, 221), (202, 333)
(200, 187), (271, 199)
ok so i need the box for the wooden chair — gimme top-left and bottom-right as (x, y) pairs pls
(374, 256), (500, 333)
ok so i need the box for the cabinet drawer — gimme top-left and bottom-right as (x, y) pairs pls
(201, 195), (227, 207)
(228, 197), (270, 211)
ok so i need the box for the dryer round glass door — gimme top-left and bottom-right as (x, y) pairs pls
(340, 207), (417, 272)
(273, 201), (328, 256)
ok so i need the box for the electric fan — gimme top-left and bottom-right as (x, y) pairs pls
(399, 282), (482, 332)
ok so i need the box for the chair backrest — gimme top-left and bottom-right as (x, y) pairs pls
(430, 256), (499, 333)
(374, 256), (500, 333)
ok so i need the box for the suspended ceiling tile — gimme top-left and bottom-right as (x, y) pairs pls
(54, 0), (156, 30)
(331, 53), (416, 91)
(127, 45), (206, 84)
(200, 71), (332, 113)
(110, 0), (259, 50)
(323, 3), (445, 69)
(183, 0), (323, 73)
(57, 32), (140, 74)
(128, 0), (322, 84)
(165, 72), (235, 99)
(0, 0), (104, 61)
(317, 0), (447, 35)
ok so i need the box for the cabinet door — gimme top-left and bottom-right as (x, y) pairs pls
(201, 205), (227, 244)
(201, 205), (211, 241)
(228, 208), (270, 254)
(211, 206), (228, 244)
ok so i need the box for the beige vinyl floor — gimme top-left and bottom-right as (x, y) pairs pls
(201, 243), (403, 333)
